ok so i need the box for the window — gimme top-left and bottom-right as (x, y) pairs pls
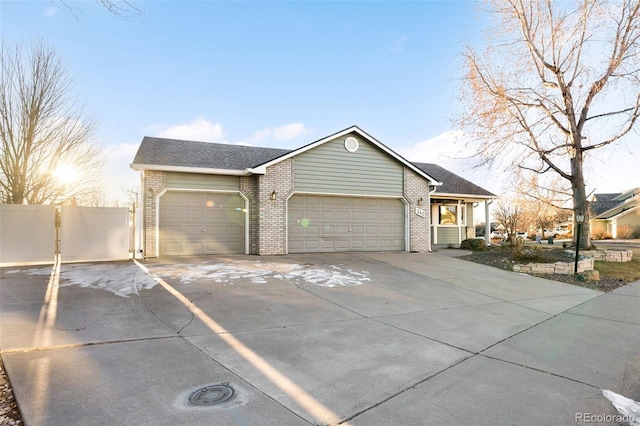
(439, 205), (457, 225)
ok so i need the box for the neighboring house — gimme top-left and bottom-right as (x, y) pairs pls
(131, 126), (497, 257)
(589, 188), (640, 239)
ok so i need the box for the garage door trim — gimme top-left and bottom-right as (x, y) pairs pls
(154, 188), (249, 257)
(285, 191), (409, 254)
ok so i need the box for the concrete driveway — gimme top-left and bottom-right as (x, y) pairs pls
(1, 252), (638, 425)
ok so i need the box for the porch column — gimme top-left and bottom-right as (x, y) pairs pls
(485, 200), (492, 246)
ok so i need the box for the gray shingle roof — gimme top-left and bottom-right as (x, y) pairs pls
(590, 190), (639, 218)
(412, 163), (496, 197)
(590, 195), (621, 217)
(132, 137), (291, 170)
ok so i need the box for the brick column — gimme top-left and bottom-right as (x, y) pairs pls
(404, 167), (431, 252)
(257, 159), (293, 255)
(143, 170), (166, 257)
(240, 175), (260, 254)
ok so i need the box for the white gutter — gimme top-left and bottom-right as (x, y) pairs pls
(130, 164), (251, 176)
(431, 192), (498, 200)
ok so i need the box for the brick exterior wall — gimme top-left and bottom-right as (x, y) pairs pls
(240, 175), (259, 254)
(143, 170), (166, 257)
(404, 167), (431, 252)
(256, 159), (293, 255)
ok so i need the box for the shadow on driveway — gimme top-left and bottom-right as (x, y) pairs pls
(1, 252), (637, 425)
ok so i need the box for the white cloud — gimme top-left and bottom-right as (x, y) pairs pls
(44, 6), (57, 17)
(397, 129), (466, 164)
(390, 36), (408, 52)
(250, 122), (310, 144)
(397, 129), (504, 195)
(151, 117), (224, 142)
(105, 142), (140, 161)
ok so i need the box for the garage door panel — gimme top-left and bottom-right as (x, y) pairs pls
(185, 226), (203, 236)
(365, 212), (379, 221)
(186, 241), (203, 251)
(336, 211), (350, 220)
(335, 240), (350, 249)
(162, 241), (183, 254)
(365, 225), (378, 234)
(336, 226), (352, 235)
(321, 210), (335, 220)
(159, 191), (245, 256)
(304, 240), (320, 250)
(350, 239), (364, 249)
(288, 195), (404, 253)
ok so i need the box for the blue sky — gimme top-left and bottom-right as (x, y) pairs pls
(2, 1), (637, 202)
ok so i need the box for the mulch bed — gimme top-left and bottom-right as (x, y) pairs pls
(459, 245), (627, 292)
(0, 356), (21, 425)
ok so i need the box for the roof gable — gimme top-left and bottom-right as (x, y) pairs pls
(252, 125), (442, 184)
(591, 187), (639, 219)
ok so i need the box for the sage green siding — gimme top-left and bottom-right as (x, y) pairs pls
(294, 134), (403, 196)
(165, 172), (240, 191)
(434, 226), (460, 244)
(466, 203), (474, 226)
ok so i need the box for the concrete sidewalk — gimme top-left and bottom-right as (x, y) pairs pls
(1, 253), (637, 425)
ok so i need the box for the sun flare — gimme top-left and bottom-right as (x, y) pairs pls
(53, 165), (80, 184)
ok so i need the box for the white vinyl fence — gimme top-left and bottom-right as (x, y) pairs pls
(60, 206), (130, 262)
(0, 205), (57, 264)
(0, 205), (130, 265)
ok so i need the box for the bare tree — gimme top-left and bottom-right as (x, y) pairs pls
(55, 0), (143, 19)
(493, 197), (526, 243)
(458, 0), (640, 248)
(0, 41), (104, 205)
(515, 171), (573, 232)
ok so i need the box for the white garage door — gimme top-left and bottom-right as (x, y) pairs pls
(288, 195), (405, 253)
(159, 191), (245, 256)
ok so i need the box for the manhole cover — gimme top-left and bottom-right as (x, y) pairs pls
(189, 384), (234, 406)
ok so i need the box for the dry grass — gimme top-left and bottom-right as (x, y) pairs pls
(594, 246), (640, 283)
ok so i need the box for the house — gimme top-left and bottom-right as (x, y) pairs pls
(589, 188), (640, 239)
(130, 126), (497, 257)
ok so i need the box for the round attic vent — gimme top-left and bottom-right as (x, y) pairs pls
(344, 137), (359, 152)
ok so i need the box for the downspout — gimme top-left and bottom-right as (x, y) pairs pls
(141, 170), (146, 258)
(485, 199), (493, 247)
(427, 185), (437, 253)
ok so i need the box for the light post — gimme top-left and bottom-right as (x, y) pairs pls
(574, 212), (584, 274)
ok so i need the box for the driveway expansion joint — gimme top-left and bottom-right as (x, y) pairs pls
(478, 354), (602, 390)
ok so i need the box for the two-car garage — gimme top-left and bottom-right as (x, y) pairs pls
(287, 194), (405, 253)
